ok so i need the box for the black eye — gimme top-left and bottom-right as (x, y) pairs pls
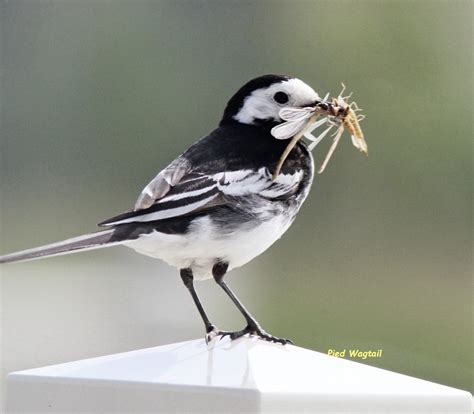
(273, 91), (289, 104)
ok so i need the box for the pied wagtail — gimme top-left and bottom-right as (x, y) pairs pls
(1, 74), (326, 344)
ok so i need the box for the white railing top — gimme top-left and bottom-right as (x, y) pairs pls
(7, 337), (473, 413)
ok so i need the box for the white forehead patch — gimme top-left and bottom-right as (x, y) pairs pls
(234, 78), (320, 125)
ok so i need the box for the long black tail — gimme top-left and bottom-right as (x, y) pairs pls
(0, 229), (121, 264)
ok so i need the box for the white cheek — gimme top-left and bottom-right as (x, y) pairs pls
(233, 78), (320, 126)
(234, 96), (279, 124)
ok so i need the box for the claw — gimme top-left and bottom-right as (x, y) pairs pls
(205, 325), (293, 345)
(206, 325), (224, 344)
(242, 324), (293, 345)
(256, 332), (293, 345)
(205, 326), (239, 344)
(205, 327), (218, 344)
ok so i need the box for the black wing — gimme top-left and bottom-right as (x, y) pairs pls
(99, 167), (303, 226)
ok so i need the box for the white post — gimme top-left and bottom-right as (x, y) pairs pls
(6, 337), (473, 413)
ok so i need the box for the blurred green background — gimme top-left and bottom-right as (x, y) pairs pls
(1, 0), (472, 404)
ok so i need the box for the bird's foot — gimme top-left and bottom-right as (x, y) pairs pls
(207, 323), (293, 345)
(205, 325), (235, 344)
(244, 324), (294, 345)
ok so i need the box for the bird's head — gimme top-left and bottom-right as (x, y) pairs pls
(220, 74), (319, 129)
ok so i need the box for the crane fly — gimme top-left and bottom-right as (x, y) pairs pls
(271, 83), (367, 178)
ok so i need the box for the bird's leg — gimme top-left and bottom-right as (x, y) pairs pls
(180, 268), (214, 332)
(212, 262), (293, 345)
(180, 268), (231, 343)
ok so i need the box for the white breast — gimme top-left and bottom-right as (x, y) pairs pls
(123, 213), (294, 281)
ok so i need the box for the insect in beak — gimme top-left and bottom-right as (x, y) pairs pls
(271, 83), (367, 178)
(271, 111), (320, 180)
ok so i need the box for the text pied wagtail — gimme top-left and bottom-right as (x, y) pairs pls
(1, 75), (324, 344)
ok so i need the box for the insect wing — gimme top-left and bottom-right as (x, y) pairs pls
(279, 107), (314, 122)
(271, 118), (308, 140)
(306, 117), (328, 133)
(351, 134), (368, 154)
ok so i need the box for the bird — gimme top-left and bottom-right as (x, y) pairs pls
(0, 74), (322, 345)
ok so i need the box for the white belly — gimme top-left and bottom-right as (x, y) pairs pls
(124, 214), (293, 281)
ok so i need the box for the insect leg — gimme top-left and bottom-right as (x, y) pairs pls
(350, 101), (363, 112)
(338, 83), (346, 97)
(318, 125), (344, 173)
(307, 125), (334, 151)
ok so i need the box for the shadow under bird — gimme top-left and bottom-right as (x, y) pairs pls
(1, 75), (337, 344)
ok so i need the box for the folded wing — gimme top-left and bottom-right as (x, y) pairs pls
(99, 165), (303, 226)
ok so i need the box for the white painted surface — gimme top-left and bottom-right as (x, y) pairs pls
(7, 337), (473, 413)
